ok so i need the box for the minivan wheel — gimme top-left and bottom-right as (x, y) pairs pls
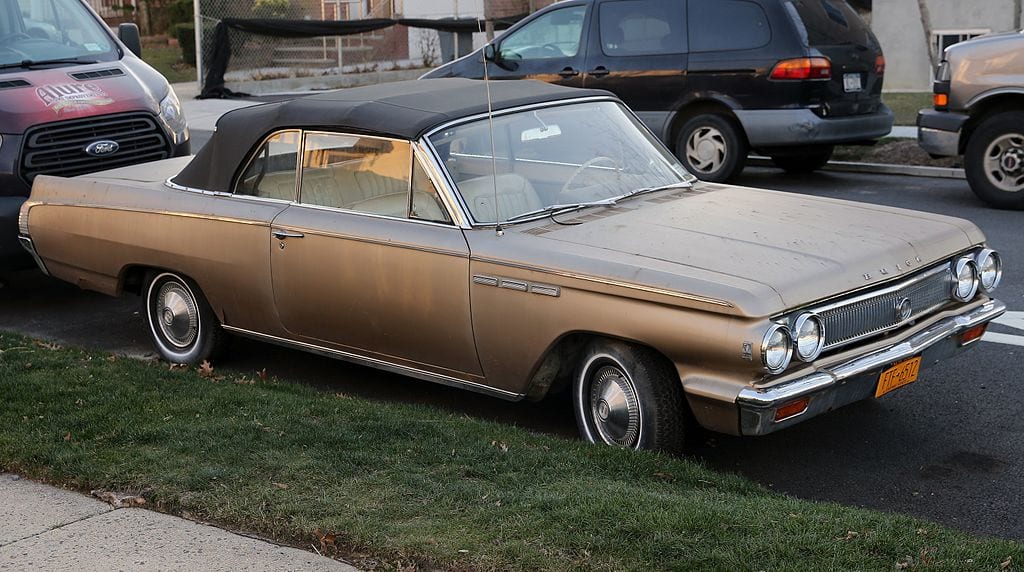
(144, 271), (226, 364)
(965, 112), (1024, 209)
(770, 146), (834, 174)
(676, 114), (747, 183)
(573, 340), (692, 454)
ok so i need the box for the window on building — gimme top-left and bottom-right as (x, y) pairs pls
(933, 29), (989, 58)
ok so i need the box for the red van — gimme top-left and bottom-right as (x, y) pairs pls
(1, 0), (189, 268)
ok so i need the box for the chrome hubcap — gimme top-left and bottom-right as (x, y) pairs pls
(156, 282), (198, 349)
(685, 126), (727, 173)
(589, 364), (640, 448)
(983, 133), (1024, 193)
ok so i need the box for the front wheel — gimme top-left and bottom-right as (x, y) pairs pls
(675, 114), (748, 183)
(144, 271), (226, 364)
(964, 112), (1024, 209)
(573, 340), (693, 454)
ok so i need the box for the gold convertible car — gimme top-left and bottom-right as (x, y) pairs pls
(18, 79), (1005, 453)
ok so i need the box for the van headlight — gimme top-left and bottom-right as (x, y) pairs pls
(952, 256), (979, 302)
(762, 323), (793, 374)
(792, 313), (824, 362)
(159, 88), (188, 145)
(974, 249), (1002, 293)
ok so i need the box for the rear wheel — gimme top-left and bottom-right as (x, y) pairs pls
(770, 145), (834, 174)
(675, 114), (747, 183)
(965, 112), (1024, 209)
(144, 271), (226, 364)
(573, 340), (692, 454)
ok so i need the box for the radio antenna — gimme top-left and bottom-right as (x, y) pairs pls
(481, 33), (503, 236)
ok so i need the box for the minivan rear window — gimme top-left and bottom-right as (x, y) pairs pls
(789, 0), (877, 48)
(689, 0), (771, 52)
(599, 0), (686, 56)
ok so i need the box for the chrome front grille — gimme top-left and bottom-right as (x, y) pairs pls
(814, 263), (953, 351)
(20, 112), (171, 183)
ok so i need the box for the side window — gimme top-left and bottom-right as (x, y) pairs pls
(410, 156), (451, 224)
(234, 130), (300, 201)
(689, 0), (770, 52)
(499, 5), (587, 60)
(300, 132), (412, 218)
(600, 0), (686, 56)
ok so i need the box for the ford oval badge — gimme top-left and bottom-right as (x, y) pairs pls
(85, 140), (119, 157)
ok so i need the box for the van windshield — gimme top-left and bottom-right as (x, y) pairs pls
(0, 0), (117, 68)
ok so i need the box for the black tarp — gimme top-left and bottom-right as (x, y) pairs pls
(200, 15), (526, 99)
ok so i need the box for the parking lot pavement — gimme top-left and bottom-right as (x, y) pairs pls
(0, 474), (356, 572)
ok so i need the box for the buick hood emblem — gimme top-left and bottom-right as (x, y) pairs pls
(85, 140), (119, 156)
(896, 297), (912, 322)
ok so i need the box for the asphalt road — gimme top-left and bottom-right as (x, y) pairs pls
(1, 164), (1021, 541)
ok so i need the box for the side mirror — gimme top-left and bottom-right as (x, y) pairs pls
(118, 23), (142, 57)
(483, 43), (516, 71)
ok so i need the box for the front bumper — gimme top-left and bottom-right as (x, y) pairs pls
(916, 108), (968, 157)
(17, 234), (48, 276)
(735, 105), (894, 147)
(737, 299), (1005, 436)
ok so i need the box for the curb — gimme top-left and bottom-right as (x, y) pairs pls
(748, 157), (965, 179)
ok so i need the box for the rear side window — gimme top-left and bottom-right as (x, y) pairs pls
(234, 131), (300, 201)
(789, 0), (877, 48)
(599, 0), (686, 56)
(689, 0), (770, 52)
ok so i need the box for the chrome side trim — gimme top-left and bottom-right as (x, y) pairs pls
(737, 299), (1005, 427)
(21, 202), (268, 227)
(272, 220), (469, 258)
(220, 325), (524, 401)
(18, 235), (49, 276)
(471, 256), (734, 308)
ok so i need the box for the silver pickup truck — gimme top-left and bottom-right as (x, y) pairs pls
(917, 32), (1024, 209)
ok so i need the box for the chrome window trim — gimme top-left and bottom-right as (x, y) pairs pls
(412, 143), (465, 227)
(221, 325), (524, 401)
(164, 177), (295, 204)
(280, 197), (463, 230)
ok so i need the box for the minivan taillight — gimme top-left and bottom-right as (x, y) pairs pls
(875, 55), (885, 75)
(770, 57), (831, 80)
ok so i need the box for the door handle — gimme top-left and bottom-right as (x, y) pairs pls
(272, 229), (304, 239)
(558, 66), (580, 78)
(588, 66), (610, 78)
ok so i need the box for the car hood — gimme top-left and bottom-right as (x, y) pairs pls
(475, 184), (983, 317)
(0, 60), (166, 134)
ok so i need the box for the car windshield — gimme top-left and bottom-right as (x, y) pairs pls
(0, 0), (117, 68)
(428, 100), (694, 224)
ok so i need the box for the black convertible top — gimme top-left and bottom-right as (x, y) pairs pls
(173, 78), (612, 193)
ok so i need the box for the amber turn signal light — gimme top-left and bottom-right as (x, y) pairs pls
(774, 397), (810, 422)
(959, 323), (988, 346)
(934, 93), (949, 108)
(875, 54), (886, 75)
(770, 57), (831, 80)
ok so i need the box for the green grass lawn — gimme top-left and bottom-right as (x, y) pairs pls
(141, 40), (196, 84)
(883, 92), (932, 126)
(0, 332), (1019, 571)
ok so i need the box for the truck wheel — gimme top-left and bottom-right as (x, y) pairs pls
(676, 114), (748, 183)
(965, 112), (1024, 209)
(573, 340), (693, 454)
(144, 271), (227, 364)
(770, 146), (834, 174)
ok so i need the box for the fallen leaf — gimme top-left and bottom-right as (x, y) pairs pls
(198, 360), (215, 378)
(836, 531), (859, 541)
(63, 432), (72, 442)
(314, 528), (338, 555)
(257, 368), (268, 381)
(490, 440), (509, 453)
(458, 549), (469, 554)
(91, 489), (145, 508)
(34, 340), (62, 351)
(1002, 556), (1013, 570)
(271, 482), (289, 490)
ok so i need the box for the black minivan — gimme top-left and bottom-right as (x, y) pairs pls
(423, 0), (892, 182)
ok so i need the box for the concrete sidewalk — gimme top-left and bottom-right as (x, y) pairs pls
(0, 474), (356, 572)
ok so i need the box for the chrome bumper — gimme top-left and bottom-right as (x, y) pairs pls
(737, 299), (1005, 436)
(18, 235), (49, 276)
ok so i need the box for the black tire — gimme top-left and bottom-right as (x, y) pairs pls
(675, 113), (748, 183)
(964, 112), (1024, 209)
(573, 339), (694, 454)
(770, 145), (834, 174)
(144, 271), (227, 364)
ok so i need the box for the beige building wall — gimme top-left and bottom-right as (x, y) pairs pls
(873, 0), (1022, 92)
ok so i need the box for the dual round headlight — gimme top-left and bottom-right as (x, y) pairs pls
(762, 323), (792, 374)
(974, 249), (1002, 293)
(762, 313), (825, 374)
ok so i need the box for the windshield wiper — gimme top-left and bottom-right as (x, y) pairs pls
(501, 198), (619, 225)
(613, 181), (693, 203)
(0, 57), (99, 70)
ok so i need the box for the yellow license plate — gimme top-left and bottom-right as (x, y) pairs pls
(875, 356), (922, 398)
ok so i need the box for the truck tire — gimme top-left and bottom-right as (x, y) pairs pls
(676, 114), (748, 183)
(964, 112), (1024, 209)
(770, 146), (834, 174)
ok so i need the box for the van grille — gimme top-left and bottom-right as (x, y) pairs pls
(20, 112), (171, 183)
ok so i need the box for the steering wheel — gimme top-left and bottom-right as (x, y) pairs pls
(561, 156), (621, 194)
(540, 43), (564, 57)
(0, 32), (32, 45)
